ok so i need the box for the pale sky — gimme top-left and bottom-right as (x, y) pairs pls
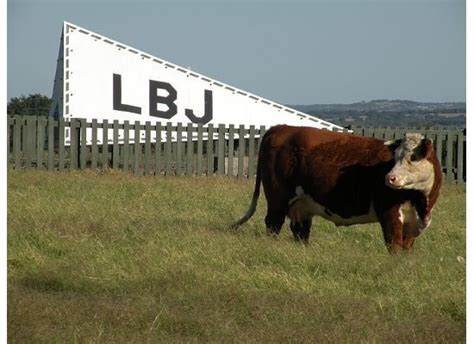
(7, 0), (466, 104)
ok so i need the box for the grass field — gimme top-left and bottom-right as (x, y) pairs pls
(8, 169), (465, 343)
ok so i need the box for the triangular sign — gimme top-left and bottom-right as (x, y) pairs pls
(50, 21), (343, 142)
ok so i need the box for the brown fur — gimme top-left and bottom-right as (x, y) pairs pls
(234, 125), (442, 255)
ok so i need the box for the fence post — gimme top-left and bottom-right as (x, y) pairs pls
(21, 116), (28, 167)
(456, 130), (464, 184)
(373, 128), (384, 139)
(123, 121), (130, 172)
(80, 119), (87, 169)
(446, 131), (454, 182)
(102, 120), (109, 168)
(155, 122), (162, 175)
(238, 125), (245, 179)
(206, 124), (214, 176)
(46, 117), (55, 170)
(7, 117), (13, 166)
(227, 125), (235, 177)
(134, 121), (141, 175)
(435, 131), (443, 168)
(176, 123), (183, 176)
(197, 124), (203, 176)
(384, 128), (395, 141)
(186, 123), (193, 176)
(165, 123), (172, 176)
(217, 124), (225, 176)
(393, 129), (404, 140)
(248, 125), (255, 178)
(91, 119), (98, 169)
(144, 121), (151, 175)
(112, 120), (120, 170)
(25, 117), (37, 169)
(58, 118), (65, 171)
(70, 118), (78, 170)
(257, 125), (266, 151)
(13, 117), (22, 169)
(36, 117), (45, 170)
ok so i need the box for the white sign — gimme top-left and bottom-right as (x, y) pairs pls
(50, 22), (343, 143)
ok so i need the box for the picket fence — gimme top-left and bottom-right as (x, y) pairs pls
(7, 116), (466, 183)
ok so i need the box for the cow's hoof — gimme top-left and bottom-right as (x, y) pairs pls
(293, 236), (309, 245)
(265, 228), (280, 238)
(386, 244), (403, 256)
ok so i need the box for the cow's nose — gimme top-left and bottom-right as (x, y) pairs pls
(386, 174), (397, 186)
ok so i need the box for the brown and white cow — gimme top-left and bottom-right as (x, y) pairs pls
(233, 125), (442, 254)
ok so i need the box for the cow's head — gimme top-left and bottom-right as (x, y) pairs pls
(384, 133), (435, 195)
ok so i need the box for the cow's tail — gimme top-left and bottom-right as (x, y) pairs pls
(231, 151), (262, 229)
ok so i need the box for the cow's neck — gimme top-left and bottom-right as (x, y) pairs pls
(427, 159), (442, 213)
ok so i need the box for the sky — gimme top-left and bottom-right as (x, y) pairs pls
(7, 0), (466, 105)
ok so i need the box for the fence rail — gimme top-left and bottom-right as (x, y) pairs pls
(7, 116), (466, 183)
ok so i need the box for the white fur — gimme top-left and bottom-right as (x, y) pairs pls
(399, 201), (429, 237)
(389, 133), (435, 196)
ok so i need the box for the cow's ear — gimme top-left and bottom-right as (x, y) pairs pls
(421, 137), (433, 147)
(411, 138), (432, 161)
(384, 139), (402, 153)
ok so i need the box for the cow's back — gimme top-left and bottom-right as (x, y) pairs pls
(259, 125), (393, 181)
(258, 125), (396, 221)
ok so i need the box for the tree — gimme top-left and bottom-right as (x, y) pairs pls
(7, 94), (52, 117)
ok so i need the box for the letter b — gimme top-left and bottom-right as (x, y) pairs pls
(149, 80), (177, 119)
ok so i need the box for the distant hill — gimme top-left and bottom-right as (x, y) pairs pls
(288, 100), (466, 128)
(290, 99), (465, 114)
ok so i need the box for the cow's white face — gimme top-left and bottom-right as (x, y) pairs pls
(385, 133), (435, 195)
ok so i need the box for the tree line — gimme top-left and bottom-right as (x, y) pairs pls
(8, 94), (465, 128)
(7, 94), (51, 117)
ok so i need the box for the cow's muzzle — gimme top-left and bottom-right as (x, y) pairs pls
(385, 174), (402, 188)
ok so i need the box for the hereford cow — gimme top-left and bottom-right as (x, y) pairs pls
(233, 125), (442, 255)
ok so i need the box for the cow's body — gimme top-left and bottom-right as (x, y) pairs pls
(233, 125), (442, 254)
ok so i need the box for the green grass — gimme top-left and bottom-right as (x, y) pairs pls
(8, 169), (465, 343)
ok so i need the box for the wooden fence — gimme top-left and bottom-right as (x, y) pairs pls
(7, 116), (466, 183)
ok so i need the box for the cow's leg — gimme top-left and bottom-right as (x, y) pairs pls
(383, 227), (403, 255)
(379, 210), (404, 255)
(403, 236), (416, 253)
(263, 182), (292, 236)
(290, 219), (312, 243)
(265, 207), (286, 236)
(297, 219), (312, 243)
(402, 223), (417, 253)
(290, 220), (301, 239)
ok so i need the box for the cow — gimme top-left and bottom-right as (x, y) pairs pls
(233, 125), (442, 255)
